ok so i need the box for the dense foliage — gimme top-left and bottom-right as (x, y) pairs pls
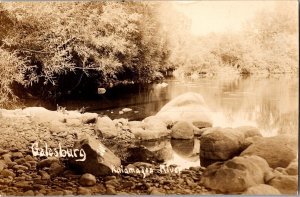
(173, 2), (298, 77)
(0, 2), (298, 107)
(0, 2), (170, 107)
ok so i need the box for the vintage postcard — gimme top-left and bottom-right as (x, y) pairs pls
(0, 0), (298, 196)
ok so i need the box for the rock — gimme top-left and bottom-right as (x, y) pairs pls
(149, 187), (164, 195)
(49, 162), (64, 177)
(23, 107), (65, 124)
(240, 135), (297, 168)
(200, 155), (271, 192)
(106, 187), (116, 195)
(268, 174), (298, 194)
(194, 127), (209, 136)
(285, 161), (298, 175)
(47, 191), (64, 195)
(70, 136), (121, 176)
(63, 190), (73, 195)
(11, 152), (23, 159)
(81, 113), (98, 124)
(79, 173), (97, 186)
(23, 190), (35, 196)
(13, 164), (28, 171)
(0, 160), (7, 172)
(97, 88), (106, 95)
(14, 181), (32, 189)
(39, 170), (50, 180)
(1, 169), (16, 178)
(243, 184), (281, 194)
(0, 148), (9, 155)
(2, 154), (12, 163)
(200, 127), (244, 160)
(192, 121), (212, 129)
(171, 121), (194, 139)
(130, 116), (170, 140)
(155, 92), (212, 125)
(78, 187), (91, 195)
(95, 116), (118, 138)
(122, 108), (132, 113)
(37, 157), (59, 168)
(49, 120), (67, 134)
(235, 126), (262, 138)
(66, 118), (82, 127)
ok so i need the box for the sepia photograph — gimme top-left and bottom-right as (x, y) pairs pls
(0, 0), (298, 195)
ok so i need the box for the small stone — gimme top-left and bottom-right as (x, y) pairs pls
(78, 187), (91, 195)
(117, 192), (129, 195)
(123, 181), (134, 188)
(105, 179), (119, 188)
(106, 187), (116, 195)
(7, 161), (17, 168)
(0, 160), (7, 172)
(79, 173), (97, 186)
(39, 170), (51, 180)
(2, 154), (12, 163)
(0, 148), (9, 155)
(23, 190), (35, 196)
(14, 181), (32, 189)
(1, 169), (16, 178)
(37, 157), (59, 168)
(149, 187), (164, 195)
(47, 191), (64, 195)
(49, 162), (64, 177)
(63, 190), (73, 195)
(13, 164), (28, 171)
(81, 113), (98, 124)
(104, 175), (116, 181)
(11, 152), (23, 159)
(14, 158), (26, 165)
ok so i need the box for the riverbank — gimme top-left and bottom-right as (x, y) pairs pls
(0, 92), (298, 195)
(0, 107), (216, 195)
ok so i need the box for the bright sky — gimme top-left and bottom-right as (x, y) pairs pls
(173, 1), (279, 36)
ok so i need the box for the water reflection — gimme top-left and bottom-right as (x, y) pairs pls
(137, 138), (201, 168)
(32, 75), (298, 137)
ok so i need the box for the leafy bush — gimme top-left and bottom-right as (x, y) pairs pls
(0, 2), (170, 107)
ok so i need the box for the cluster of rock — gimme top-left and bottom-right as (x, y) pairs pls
(199, 127), (298, 194)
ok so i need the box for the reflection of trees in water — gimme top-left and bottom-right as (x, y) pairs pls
(276, 111), (298, 136)
(254, 97), (280, 132)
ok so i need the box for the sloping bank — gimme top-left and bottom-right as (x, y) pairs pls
(0, 92), (298, 195)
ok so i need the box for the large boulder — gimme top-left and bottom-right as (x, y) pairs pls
(171, 121), (194, 139)
(243, 184), (281, 195)
(235, 126), (262, 138)
(95, 116), (118, 138)
(130, 117), (170, 140)
(200, 127), (245, 160)
(240, 135), (297, 168)
(285, 160), (298, 175)
(23, 107), (66, 123)
(70, 136), (121, 176)
(81, 113), (98, 124)
(268, 174), (298, 194)
(200, 155), (271, 193)
(155, 92), (212, 126)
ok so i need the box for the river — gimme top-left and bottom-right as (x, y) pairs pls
(25, 75), (299, 168)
